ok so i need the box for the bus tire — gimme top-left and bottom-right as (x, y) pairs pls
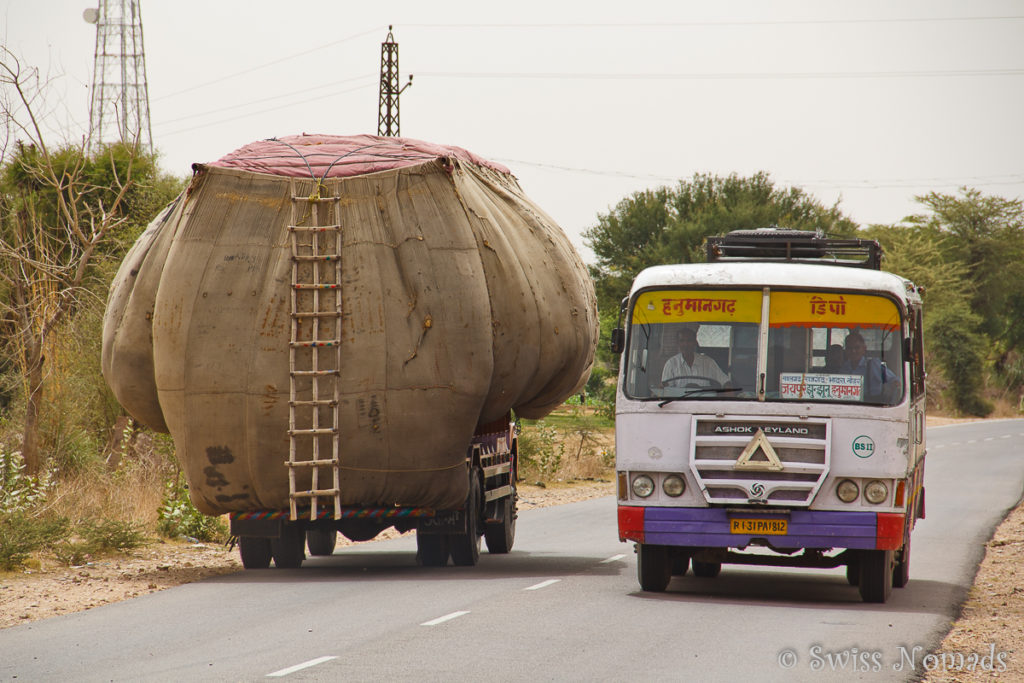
(692, 560), (722, 578)
(638, 544), (671, 592)
(858, 549), (893, 603)
(893, 536), (911, 588)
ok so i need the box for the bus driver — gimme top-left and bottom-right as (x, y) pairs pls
(661, 326), (731, 389)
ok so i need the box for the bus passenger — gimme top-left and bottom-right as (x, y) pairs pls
(841, 331), (897, 399)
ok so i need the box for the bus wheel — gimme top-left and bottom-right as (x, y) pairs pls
(893, 536), (911, 588)
(671, 550), (691, 576)
(637, 544), (671, 592)
(238, 536), (272, 569)
(271, 525), (306, 569)
(858, 549), (893, 603)
(449, 473), (482, 566)
(692, 560), (722, 578)
(306, 527), (337, 556)
(846, 560), (859, 586)
(484, 490), (516, 554)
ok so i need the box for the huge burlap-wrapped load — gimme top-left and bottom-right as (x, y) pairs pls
(102, 134), (598, 515)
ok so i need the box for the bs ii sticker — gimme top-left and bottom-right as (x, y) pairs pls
(852, 435), (875, 458)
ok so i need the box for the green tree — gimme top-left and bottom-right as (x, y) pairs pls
(584, 171), (858, 313)
(0, 49), (179, 474)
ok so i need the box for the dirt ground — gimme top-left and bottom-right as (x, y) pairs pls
(2, 421), (1021, 680)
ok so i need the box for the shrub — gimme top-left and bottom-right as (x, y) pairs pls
(517, 420), (564, 482)
(157, 474), (228, 543)
(0, 448), (54, 515)
(0, 512), (68, 571)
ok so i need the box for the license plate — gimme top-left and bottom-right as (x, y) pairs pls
(730, 518), (788, 535)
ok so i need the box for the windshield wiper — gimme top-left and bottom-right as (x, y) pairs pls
(658, 387), (741, 407)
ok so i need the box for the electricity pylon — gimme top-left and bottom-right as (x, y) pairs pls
(84, 0), (153, 153)
(377, 26), (412, 137)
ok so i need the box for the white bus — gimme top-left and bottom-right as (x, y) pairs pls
(612, 229), (926, 603)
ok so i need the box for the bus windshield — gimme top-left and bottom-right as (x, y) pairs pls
(623, 288), (904, 406)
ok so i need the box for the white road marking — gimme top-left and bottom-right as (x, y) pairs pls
(601, 554), (627, 563)
(524, 579), (561, 591)
(267, 656), (337, 677)
(421, 610), (470, 626)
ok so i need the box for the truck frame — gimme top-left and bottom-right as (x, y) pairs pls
(229, 417), (518, 569)
(612, 229), (926, 602)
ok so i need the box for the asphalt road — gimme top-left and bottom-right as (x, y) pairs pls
(1, 419), (1022, 682)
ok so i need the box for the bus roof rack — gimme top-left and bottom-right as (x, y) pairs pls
(706, 227), (882, 270)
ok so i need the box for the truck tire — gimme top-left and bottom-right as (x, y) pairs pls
(637, 544), (671, 592)
(306, 527), (337, 556)
(449, 473), (482, 566)
(238, 536), (272, 569)
(416, 532), (449, 567)
(271, 524), (306, 569)
(858, 549), (893, 603)
(484, 491), (516, 554)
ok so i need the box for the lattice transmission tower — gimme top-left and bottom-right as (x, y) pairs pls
(377, 26), (412, 137)
(84, 0), (153, 153)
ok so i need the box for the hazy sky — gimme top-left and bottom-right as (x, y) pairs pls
(2, 1), (1023, 262)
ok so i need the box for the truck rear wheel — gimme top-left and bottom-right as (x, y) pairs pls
(306, 527), (338, 556)
(858, 549), (893, 603)
(484, 490), (516, 554)
(637, 543), (671, 592)
(416, 532), (449, 567)
(238, 536), (272, 569)
(449, 473), (482, 566)
(271, 525), (306, 569)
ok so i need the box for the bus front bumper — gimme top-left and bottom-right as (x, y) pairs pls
(618, 506), (905, 551)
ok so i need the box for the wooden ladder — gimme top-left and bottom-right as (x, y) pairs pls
(286, 179), (343, 521)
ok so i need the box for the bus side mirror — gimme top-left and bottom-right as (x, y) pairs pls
(610, 328), (625, 354)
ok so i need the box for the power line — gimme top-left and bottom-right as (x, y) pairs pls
(496, 158), (1024, 191)
(405, 16), (1024, 28)
(152, 74), (375, 128)
(157, 82), (376, 138)
(419, 68), (1024, 81)
(151, 25), (386, 102)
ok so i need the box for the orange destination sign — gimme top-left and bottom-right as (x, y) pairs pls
(632, 289), (762, 324)
(768, 291), (900, 330)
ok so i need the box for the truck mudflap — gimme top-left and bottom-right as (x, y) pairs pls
(618, 506), (906, 551)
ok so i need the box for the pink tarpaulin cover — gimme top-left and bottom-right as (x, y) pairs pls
(205, 133), (510, 178)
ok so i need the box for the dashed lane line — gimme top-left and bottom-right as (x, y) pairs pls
(524, 579), (561, 591)
(421, 610), (470, 626)
(267, 656), (338, 677)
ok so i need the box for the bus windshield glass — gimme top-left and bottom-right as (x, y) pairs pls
(623, 288), (904, 406)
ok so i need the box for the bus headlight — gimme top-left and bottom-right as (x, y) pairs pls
(836, 479), (860, 503)
(631, 474), (655, 498)
(864, 480), (889, 505)
(662, 475), (686, 497)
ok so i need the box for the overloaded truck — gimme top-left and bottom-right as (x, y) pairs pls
(102, 134), (598, 569)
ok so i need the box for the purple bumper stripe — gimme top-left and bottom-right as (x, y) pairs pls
(643, 507), (879, 550)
